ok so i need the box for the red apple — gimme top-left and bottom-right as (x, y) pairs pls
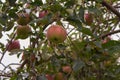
(45, 74), (54, 80)
(62, 66), (72, 74)
(17, 12), (31, 25)
(39, 10), (48, 18)
(46, 25), (67, 43)
(54, 72), (65, 80)
(16, 25), (31, 39)
(6, 40), (20, 52)
(84, 13), (93, 25)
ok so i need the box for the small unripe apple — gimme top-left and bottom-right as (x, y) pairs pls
(17, 12), (31, 25)
(6, 40), (20, 52)
(62, 66), (72, 74)
(84, 13), (93, 25)
(45, 74), (54, 80)
(16, 25), (31, 39)
(46, 25), (67, 43)
(39, 10), (48, 18)
(54, 72), (65, 80)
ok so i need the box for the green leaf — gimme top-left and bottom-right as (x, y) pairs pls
(30, 0), (43, 6)
(67, 15), (82, 29)
(36, 75), (47, 80)
(8, 8), (18, 19)
(73, 59), (85, 72)
(102, 40), (120, 54)
(88, 7), (101, 15)
(5, 20), (14, 31)
(8, 0), (17, 6)
(49, 3), (63, 12)
(0, 31), (2, 38)
(0, 13), (7, 26)
(79, 6), (85, 23)
(94, 41), (102, 48)
(80, 27), (93, 36)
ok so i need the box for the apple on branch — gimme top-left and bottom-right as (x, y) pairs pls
(17, 12), (31, 25)
(39, 10), (48, 18)
(46, 25), (67, 43)
(62, 66), (72, 74)
(84, 13), (93, 25)
(16, 25), (31, 39)
(6, 40), (20, 52)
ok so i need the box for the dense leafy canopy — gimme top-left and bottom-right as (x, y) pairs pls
(0, 0), (120, 80)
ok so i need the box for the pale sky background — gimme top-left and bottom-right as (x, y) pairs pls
(0, 0), (120, 73)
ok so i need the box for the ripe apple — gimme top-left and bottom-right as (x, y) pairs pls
(54, 72), (65, 80)
(6, 40), (20, 52)
(17, 12), (31, 25)
(46, 25), (67, 43)
(16, 25), (31, 39)
(45, 74), (54, 80)
(62, 66), (72, 74)
(84, 13), (93, 25)
(39, 10), (48, 18)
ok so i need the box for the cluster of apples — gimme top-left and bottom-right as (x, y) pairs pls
(45, 66), (72, 80)
(5, 10), (94, 52)
(6, 11), (68, 51)
(6, 12), (32, 52)
(16, 12), (32, 39)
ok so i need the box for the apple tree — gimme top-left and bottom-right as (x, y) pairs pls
(0, 0), (120, 80)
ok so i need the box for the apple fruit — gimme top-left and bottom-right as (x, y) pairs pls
(17, 12), (31, 25)
(6, 40), (20, 52)
(16, 25), (31, 39)
(45, 74), (54, 80)
(46, 25), (67, 43)
(62, 66), (72, 74)
(39, 10), (48, 18)
(54, 72), (65, 80)
(84, 13), (93, 25)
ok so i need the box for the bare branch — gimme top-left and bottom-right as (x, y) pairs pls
(92, 29), (120, 41)
(101, 0), (120, 19)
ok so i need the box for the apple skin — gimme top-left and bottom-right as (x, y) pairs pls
(16, 25), (31, 39)
(39, 10), (48, 18)
(54, 72), (65, 80)
(6, 40), (20, 52)
(45, 74), (54, 80)
(84, 13), (93, 25)
(62, 66), (72, 74)
(46, 25), (67, 43)
(17, 12), (31, 25)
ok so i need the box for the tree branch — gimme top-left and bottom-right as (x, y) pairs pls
(101, 0), (120, 19)
(92, 29), (120, 41)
